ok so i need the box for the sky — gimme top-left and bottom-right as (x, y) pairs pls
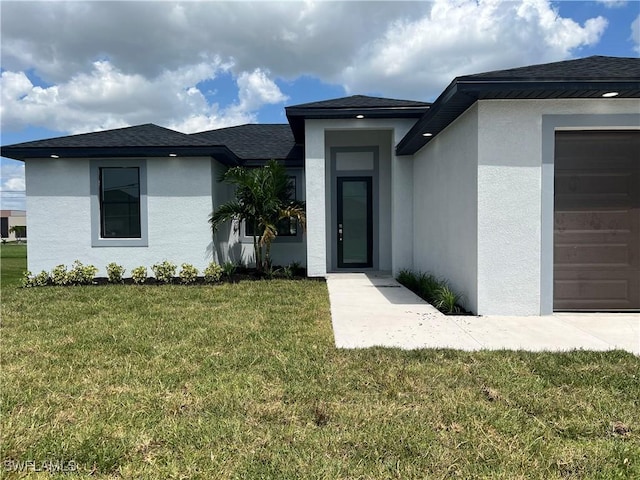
(1, 0), (639, 210)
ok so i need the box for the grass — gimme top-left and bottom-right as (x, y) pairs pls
(1, 248), (639, 478)
(0, 243), (27, 287)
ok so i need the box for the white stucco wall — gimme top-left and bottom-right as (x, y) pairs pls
(25, 156), (215, 276)
(305, 118), (415, 276)
(476, 98), (640, 315)
(412, 97), (640, 315)
(412, 104), (479, 313)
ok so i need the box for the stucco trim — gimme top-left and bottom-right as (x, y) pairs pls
(90, 159), (149, 247)
(540, 113), (640, 314)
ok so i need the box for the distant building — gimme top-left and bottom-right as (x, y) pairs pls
(0, 210), (27, 241)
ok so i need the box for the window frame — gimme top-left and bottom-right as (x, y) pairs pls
(241, 168), (303, 244)
(90, 159), (148, 247)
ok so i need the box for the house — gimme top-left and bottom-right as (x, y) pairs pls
(0, 210), (27, 241)
(2, 55), (639, 315)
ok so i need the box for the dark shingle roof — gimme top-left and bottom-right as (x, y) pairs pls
(289, 95), (430, 109)
(286, 95), (430, 143)
(7, 124), (208, 148)
(0, 124), (241, 164)
(189, 124), (299, 161)
(460, 55), (640, 81)
(397, 56), (640, 155)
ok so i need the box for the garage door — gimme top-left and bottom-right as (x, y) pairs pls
(554, 131), (640, 311)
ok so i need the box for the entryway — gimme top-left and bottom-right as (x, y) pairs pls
(329, 143), (383, 271)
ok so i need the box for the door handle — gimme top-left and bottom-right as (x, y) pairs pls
(338, 223), (343, 242)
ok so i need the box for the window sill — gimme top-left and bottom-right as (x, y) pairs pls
(92, 237), (148, 247)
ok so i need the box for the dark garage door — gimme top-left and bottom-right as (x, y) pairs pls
(554, 131), (640, 311)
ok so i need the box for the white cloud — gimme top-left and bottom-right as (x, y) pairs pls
(595, 0), (628, 8)
(340, 0), (607, 98)
(1, 60), (288, 134)
(632, 15), (640, 53)
(0, 161), (26, 210)
(0, 0), (610, 132)
(236, 69), (289, 112)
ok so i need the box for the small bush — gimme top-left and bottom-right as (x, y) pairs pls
(22, 270), (49, 288)
(68, 260), (98, 285)
(204, 262), (223, 283)
(50, 264), (70, 286)
(397, 269), (419, 292)
(282, 265), (294, 280)
(433, 284), (463, 314)
(397, 269), (465, 315)
(179, 263), (199, 284)
(290, 261), (304, 275)
(264, 266), (281, 279)
(416, 272), (440, 304)
(106, 262), (126, 283)
(222, 261), (237, 277)
(151, 261), (176, 283)
(131, 266), (148, 285)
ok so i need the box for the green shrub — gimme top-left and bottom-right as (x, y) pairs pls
(22, 270), (49, 288)
(151, 261), (176, 283)
(416, 272), (440, 304)
(397, 269), (465, 314)
(433, 283), (463, 314)
(264, 266), (281, 279)
(68, 260), (98, 285)
(50, 264), (70, 286)
(179, 263), (199, 284)
(222, 261), (237, 277)
(204, 262), (223, 283)
(106, 262), (126, 283)
(397, 269), (419, 292)
(131, 266), (148, 285)
(282, 265), (294, 279)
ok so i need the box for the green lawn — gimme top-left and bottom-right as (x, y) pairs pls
(1, 248), (638, 478)
(0, 243), (27, 288)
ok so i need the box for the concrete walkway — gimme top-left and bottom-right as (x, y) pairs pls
(326, 273), (640, 354)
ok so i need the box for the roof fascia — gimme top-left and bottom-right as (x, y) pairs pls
(1, 145), (241, 165)
(397, 78), (640, 156)
(285, 106), (429, 143)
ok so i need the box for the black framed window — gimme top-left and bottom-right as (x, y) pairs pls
(245, 176), (298, 237)
(99, 167), (141, 238)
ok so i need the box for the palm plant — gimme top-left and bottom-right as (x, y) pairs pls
(209, 159), (306, 272)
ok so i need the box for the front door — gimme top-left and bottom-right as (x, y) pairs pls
(337, 177), (373, 268)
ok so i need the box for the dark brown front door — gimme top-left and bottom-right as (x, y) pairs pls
(554, 131), (640, 311)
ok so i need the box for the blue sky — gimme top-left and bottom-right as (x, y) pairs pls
(1, 0), (639, 210)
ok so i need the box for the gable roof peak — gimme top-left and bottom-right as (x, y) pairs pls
(287, 94), (430, 110)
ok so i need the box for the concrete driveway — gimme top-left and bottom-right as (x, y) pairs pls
(326, 273), (639, 354)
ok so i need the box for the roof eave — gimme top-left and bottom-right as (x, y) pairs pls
(396, 79), (640, 156)
(285, 106), (430, 143)
(1, 145), (241, 165)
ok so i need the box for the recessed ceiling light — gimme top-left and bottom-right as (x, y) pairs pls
(169, 153), (177, 157)
(602, 92), (619, 98)
(356, 114), (364, 119)
(50, 154), (59, 158)
(422, 133), (433, 137)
